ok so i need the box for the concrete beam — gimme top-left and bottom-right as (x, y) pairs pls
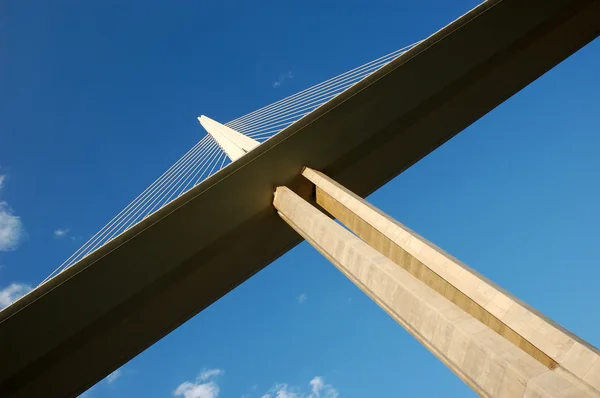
(274, 185), (600, 397)
(300, 167), (600, 395)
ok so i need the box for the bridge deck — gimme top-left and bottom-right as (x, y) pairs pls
(1, 0), (599, 396)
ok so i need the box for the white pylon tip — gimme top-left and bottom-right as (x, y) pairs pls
(198, 115), (259, 162)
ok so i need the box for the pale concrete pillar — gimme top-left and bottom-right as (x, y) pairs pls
(273, 170), (600, 397)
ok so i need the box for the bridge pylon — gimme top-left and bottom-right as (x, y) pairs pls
(198, 115), (259, 161)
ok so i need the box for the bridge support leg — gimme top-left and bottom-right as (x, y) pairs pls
(273, 168), (600, 397)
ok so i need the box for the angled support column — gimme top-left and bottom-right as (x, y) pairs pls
(273, 169), (600, 397)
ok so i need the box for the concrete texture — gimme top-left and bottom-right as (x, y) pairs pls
(274, 185), (600, 397)
(1, 0), (598, 396)
(301, 167), (600, 395)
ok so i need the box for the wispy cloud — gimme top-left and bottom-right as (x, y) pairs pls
(106, 369), (122, 384)
(297, 293), (308, 304)
(308, 376), (338, 398)
(309, 377), (324, 396)
(198, 369), (223, 381)
(0, 202), (23, 251)
(273, 71), (293, 88)
(54, 228), (69, 238)
(261, 383), (298, 398)
(174, 368), (223, 398)
(0, 282), (32, 309)
(0, 174), (25, 251)
(261, 376), (338, 398)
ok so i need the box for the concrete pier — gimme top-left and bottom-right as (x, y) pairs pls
(272, 169), (600, 397)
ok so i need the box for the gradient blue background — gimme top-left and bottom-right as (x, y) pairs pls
(1, 0), (599, 397)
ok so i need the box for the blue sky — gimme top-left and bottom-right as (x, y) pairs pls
(1, 1), (599, 397)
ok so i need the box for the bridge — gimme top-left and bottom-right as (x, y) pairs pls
(1, 0), (599, 396)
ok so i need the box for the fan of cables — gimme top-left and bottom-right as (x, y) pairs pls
(226, 41), (419, 142)
(41, 40), (419, 284)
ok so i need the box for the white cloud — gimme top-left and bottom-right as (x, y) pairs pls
(54, 229), (68, 238)
(308, 377), (337, 398)
(54, 228), (69, 238)
(0, 282), (32, 309)
(199, 369), (223, 381)
(174, 368), (223, 398)
(0, 174), (25, 251)
(273, 71), (293, 88)
(106, 369), (122, 384)
(309, 377), (324, 396)
(262, 377), (337, 398)
(0, 202), (24, 251)
(262, 384), (297, 398)
(175, 381), (219, 398)
(297, 293), (307, 304)
(175, 371), (337, 398)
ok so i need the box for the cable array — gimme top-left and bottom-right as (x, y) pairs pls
(41, 135), (230, 284)
(42, 40), (419, 284)
(226, 41), (420, 142)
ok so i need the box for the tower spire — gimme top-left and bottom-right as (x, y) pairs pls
(198, 115), (259, 161)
